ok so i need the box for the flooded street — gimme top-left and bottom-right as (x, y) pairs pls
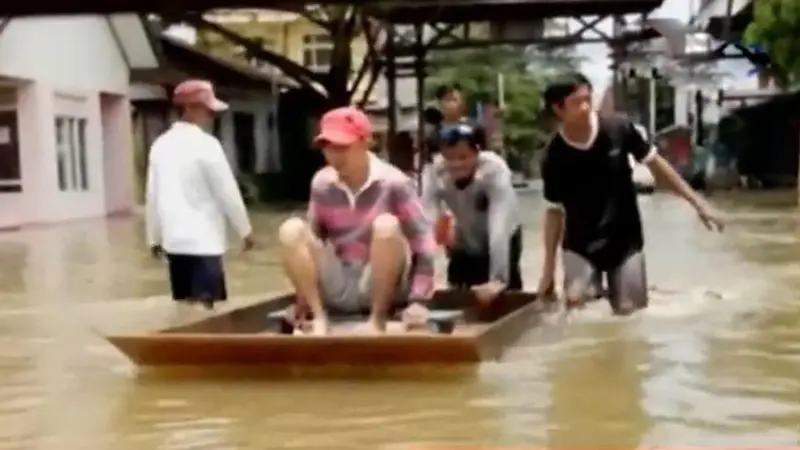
(1, 190), (800, 449)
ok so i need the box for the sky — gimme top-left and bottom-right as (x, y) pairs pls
(577, 0), (695, 105)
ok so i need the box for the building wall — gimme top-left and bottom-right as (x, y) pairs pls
(0, 17), (130, 93)
(0, 16), (134, 228)
(197, 12), (374, 104)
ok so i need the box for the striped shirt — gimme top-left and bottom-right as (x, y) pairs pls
(307, 153), (436, 299)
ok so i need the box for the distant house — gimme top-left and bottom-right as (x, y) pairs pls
(196, 10), (419, 153)
(0, 14), (153, 229)
(128, 26), (284, 201)
(198, 10), (377, 104)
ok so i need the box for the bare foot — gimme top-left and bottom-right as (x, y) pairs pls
(565, 297), (586, 310)
(310, 317), (329, 336)
(168, 302), (199, 326)
(355, 318), (386, 335)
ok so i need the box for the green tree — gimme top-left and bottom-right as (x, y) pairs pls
(425, 45), (582, 164)
(743, 0), (795, 86)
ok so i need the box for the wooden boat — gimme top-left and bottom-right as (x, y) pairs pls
(104, 290), (550, 368)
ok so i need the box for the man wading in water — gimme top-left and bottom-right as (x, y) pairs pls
(538, 74), (724, 315)
(146, 80), (253, 315)
(421, 122), (522, 303)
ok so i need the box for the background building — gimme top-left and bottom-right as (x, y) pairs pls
(0, 14), (152, 228)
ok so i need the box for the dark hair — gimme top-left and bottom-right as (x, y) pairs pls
(439, 123), (480, 151)
(543, 73), (592, 113)
(423, 106), (444, 126)
(435, 83), (462, 100)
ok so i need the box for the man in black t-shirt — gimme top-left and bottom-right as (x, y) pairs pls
(538, 74), (724, 315)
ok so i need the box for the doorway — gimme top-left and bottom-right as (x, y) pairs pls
(0, 110), (21, 193)
(233, 112), (255, 174)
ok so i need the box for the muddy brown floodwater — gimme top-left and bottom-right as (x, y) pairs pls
(0, 190), (799, 449)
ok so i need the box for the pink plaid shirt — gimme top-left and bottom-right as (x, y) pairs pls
(307, 154), (436, 299)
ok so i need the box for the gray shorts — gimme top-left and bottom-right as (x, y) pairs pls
(318, 244), (412, 313)
(563, 250), (648, 313)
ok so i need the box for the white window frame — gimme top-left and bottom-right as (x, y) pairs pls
(54, 116), (89, 192)
(302, 33), (333, 73)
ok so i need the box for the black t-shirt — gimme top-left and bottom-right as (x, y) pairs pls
(541, 113), (653, 270)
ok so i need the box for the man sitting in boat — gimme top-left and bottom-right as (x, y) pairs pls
(421, 122), (522, 303)
(277, 106), (437, 335)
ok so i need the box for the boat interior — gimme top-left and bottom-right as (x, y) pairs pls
(159, 290), (546, 337)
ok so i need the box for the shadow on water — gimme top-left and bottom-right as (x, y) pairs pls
(0, 191), (799, 447)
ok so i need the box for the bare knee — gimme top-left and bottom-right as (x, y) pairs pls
(278, 217), (311, 247)
(371, 213), (401, 240)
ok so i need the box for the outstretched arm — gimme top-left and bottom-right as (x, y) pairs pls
(144, 157), (161, 248)
(625, 122), (723, 231)
(391, 179), (437, 300)
(541, 150), (565, 281)
(626, 123), (710, 209)
(201, 140), (253, 240)
(486, 166), (517, 286)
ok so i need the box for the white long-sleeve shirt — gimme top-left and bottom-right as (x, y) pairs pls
(145, 121), (252, 256)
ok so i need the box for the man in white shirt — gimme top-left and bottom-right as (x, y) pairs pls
(145, 79), (253, 311)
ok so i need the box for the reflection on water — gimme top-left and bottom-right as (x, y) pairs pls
(545, 324), (652, 448)
(0, 191), (799, 448)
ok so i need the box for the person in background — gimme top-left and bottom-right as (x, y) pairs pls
(421, 122), (522, 303)
(537, 73), (724, 316)
(146, 79), (254, 313)
(425, 83), (488, 161)
(277, 106), (437, 335)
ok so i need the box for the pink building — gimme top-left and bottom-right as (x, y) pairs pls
(0, 14), (156, 229)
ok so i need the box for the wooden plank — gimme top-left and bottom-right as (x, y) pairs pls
(107, 333), (481, 366)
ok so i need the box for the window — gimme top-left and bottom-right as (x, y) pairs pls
(302, 33), (333, 72)
(233, 112), (256, 174)
(0, 111), (21, 193)
(55, 116), (89, 192)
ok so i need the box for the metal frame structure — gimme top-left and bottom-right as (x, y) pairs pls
(612, 0), (765, 145)
(0, 0), (664, 189)
(374, 0), (662, 181)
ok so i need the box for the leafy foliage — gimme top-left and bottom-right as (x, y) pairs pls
(425, 45), (583, 159)
(743, 0), (797, 85)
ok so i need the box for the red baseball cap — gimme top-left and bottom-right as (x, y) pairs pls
(313, 106), (372, 147)
(172, 79), (229, 112)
